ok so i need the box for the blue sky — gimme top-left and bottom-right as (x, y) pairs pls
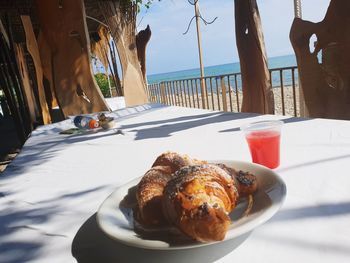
(137, 0), (331, 75)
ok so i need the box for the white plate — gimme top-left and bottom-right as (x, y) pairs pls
(97, 160), (286, 250)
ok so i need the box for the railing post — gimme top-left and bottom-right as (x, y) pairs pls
(234, 74), (240, 112)
(279, 70), (286, 115)
(160, 82), (167, 105)
(298, 73), (306, 117)
(147, 66), (298, 114)
(200, 77), (207, 109)
(220, 76), (228, 112)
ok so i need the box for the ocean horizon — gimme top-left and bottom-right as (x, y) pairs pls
(147, 54), (298, 88)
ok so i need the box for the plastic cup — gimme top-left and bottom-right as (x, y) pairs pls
(240, 120), (283, 169)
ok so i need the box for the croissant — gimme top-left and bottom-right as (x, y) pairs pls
(215, 163), (258, 196)
(152, 151), (206, 174)
(162, 164), (239, 242)
(136, 165), (172, 226)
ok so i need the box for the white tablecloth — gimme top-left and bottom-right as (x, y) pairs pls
(1, 104), (350, 263)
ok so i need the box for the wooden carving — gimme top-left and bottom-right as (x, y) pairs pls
(99, 1), (148, 106)
(21, 15), (51, 124)
(136, 25), (151, 84)
(235, 0), (274, 114)
(37, 31), (58, 109)
(290, 0), (350, 119)
(35, 0), (109, 116)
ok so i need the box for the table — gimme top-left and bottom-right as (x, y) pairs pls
(1, 104), (350, 263)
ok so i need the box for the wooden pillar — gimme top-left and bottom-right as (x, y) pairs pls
(194, 1), (208, 109)
(160, 83), (167, 105)
(220, 76), (228, 112)
(234, 0), (274, 114)
(35, 0), (109, 116)
(14, 44), (37, 124)
(21, 15), (52, 124)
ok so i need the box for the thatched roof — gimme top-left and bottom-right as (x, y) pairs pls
(0, 0), (105, 43)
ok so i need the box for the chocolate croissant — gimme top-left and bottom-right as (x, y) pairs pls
(215, 163), (258, 196)
(136, 166), (172, 226)
(162, 164), (239, 242)
(152, 151), (206, 174)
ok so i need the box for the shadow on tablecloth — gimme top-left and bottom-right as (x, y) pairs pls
(72, 213), (250, 263)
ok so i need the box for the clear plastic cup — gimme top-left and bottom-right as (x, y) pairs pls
(240, 120), (283, 169)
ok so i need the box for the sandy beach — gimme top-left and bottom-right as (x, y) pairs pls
(160, 85), (300, 117)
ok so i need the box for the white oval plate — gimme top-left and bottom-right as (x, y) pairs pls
(97, 160), (286, 250)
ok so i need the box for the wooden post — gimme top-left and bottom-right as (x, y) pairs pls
(194, 1), (207, 109)
(35, 0), (109, 116)
(234, 0), (274, 114)
(21, 15), (51, 124)
(220, 76), (228, 112)
(292, 0), (306, 117)
(107, 69), (112, 97)
(14, 44), (37, 124)
(160, 83), (167, 105)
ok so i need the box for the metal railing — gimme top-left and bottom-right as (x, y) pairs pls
(147, 66), (299, 117)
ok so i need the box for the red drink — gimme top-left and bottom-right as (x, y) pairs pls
(246, 131), (281, 169)
(241, 120), (283, 169)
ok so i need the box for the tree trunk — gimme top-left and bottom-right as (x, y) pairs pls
(98, 1), (148, 106)
(136, 25), (151, 84)
(234, 0), (274, 114)
(290, 0), (350, 119)
(35, 0), (109, 117)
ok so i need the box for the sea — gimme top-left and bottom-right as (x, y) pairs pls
(147, 54), (298, 89)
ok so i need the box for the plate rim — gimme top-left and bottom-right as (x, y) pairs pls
(97, 160), (287, 250)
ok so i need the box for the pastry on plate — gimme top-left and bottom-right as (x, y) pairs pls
(136, 166), (172, 226)
(162, 164), (239, 242)
(152, 151), (206, 174)
(215, 163), (258, 196)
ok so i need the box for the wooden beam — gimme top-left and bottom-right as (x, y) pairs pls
(21, 15), (51, 124)
(14, 43), (37, 124)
